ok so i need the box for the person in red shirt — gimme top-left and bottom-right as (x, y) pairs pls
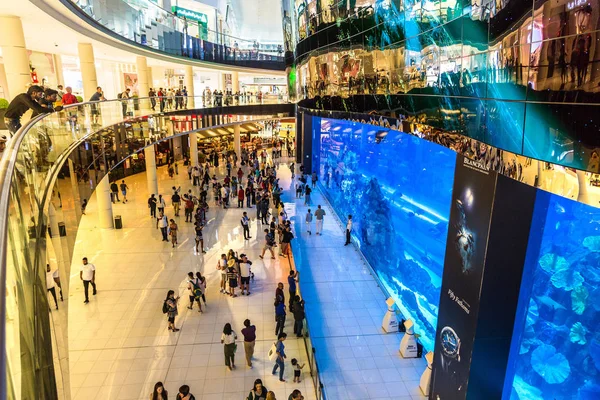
(238, 186), (245, 208)
(61, 87), (78, 105)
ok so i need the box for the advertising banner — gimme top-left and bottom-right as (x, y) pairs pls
(430, 155), (498, 399)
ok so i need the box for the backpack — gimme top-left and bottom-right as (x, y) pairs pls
(117, 92), (123, 99)
(189, 279), (203, 299)
(162, 301), (169, 314)
(267, 232), (275, 246)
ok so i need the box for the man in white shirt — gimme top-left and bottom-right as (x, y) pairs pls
(46, 264), (59, 310)
(238, 254), (253, 296)
(80, 257), (97, 304)
(218, 254), (228, 293)
(315, 205), (326, 235)
(345, 215), (353, 246)
(158, 212), (169, 241)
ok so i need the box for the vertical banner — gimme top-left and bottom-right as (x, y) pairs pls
(430, 155), (498, 399)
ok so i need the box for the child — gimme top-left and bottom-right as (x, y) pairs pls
(291, 358), (305, 383)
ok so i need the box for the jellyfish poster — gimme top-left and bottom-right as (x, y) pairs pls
(431, 156), (498, 399)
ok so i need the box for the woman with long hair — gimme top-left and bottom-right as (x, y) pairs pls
(220, 322), (237, 370)
(165, 290), (180, 332)
(246, 378), (268, 400)
(265, 391), (277, 400)
(150, 382), (168, 400)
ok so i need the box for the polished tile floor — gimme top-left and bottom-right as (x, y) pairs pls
(68, 161), (312, 400)
(68, 157), (426, 400)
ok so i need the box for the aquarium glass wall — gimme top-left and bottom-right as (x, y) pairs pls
(504, 190), (600, 400)
(312, 116), (457, 350)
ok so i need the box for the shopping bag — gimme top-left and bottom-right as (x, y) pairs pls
(268, 342), (278, 361)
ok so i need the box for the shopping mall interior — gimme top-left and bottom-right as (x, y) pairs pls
(1, 1), (600, 400)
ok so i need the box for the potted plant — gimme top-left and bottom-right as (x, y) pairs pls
(0, 98), (9, 130)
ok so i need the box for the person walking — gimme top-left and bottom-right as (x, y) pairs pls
(221, 323), (237, 370)
(110, 181), (120, 202)
(172, 190), (181, 216)
(304, 185), (311, 205)
(150, 382), (168, 400)
(46, 264), (59, 310)
(272, 333), (287, 382)
(275, 297), (286, 337)
(187, 272), (204, 312)
(80, 257), (97, 304)
(242, 319), (256, 368)
(157, 194), (166, 215)
(196, 272), (207, 307)
(120, 180), (129, 203)
(315, 205), (326, 235)
(164, 290), (180, 332)
(238, 186), (245, 208)
(280, 225), (294, 258)
(259, 228), (276, 259)
(175, 385), (195, 400)
(184, 195), (194, 222)
(241, 211), (251, 240)
(311, 171), (317, 188)
(169, 219), (178, 248)
(247, 378), (268, 400)
(158, 212), (169, 241)
(194, 222), (206, 253)
(344, 215), (353, 245)
(148, 194), (157, 217)
(305, 209), (313, 235)
(239, 254), (252, 295)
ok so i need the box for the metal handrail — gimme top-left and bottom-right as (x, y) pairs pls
(0, 97), (291, 400)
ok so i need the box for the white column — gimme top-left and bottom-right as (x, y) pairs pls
(77, 43), (98, 101)
(54, 54), (65, 87)
(234, 124), (241, 158)
(147, 67), (154, 90)
(219, 72), (226, 91)
(136, 56), (149, 98)
(577, 170), (590, 204)
(0, 16), (31, 100)
(232, 71), (239, 93)
(145, 145), (158, 195)
(189, 133), (198, 166)
(185, 65), (195, 108)
(96, 175), (114, 229)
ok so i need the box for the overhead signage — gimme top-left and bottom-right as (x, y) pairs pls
(171, 6), (208, 24)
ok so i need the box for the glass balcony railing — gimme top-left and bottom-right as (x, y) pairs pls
(65, 0), (286, 70)
(0, 97), (293, 400)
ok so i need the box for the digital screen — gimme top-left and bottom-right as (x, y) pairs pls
(312, 117), (457, 350)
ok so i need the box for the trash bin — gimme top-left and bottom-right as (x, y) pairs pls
(114, 215), (123, 229)
(58, 222), (67, 237)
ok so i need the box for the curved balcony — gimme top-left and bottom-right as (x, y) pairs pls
(58, 0), (285, 71)
(0, 98), (294, 399)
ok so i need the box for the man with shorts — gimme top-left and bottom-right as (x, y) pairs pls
(217, 254), (228, 293)
(259, 229), (276, 259)
(239, 254), (253, 295)
(119, 180), (129, 203)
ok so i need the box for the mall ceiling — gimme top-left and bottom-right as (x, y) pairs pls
(231, 0), (283, 43)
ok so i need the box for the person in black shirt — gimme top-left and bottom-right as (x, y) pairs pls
(148, 194), (157, 217)
(4, 85), (55, 135)
(89, 87), (104, 124)
(110, 181), (119, 203)
(32, 89), (59, 117)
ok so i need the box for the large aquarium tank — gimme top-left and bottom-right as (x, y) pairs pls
(312, 117), (457, 350)
(503, 190), (600, 400)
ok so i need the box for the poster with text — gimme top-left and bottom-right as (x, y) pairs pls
(430, 155), (498, 399)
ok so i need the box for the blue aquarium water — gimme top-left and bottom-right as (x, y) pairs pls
(504, 190), (600, 400)
(312, 117), (456, 350)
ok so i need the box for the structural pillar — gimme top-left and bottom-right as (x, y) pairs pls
(220, 72), (227, 91)
(577, 170), (590, 204)
(0, 16), (31, 100)
(232, 71), (239, 93)
(147, 67), (154, 90)
(185, 65), (195, 108)
(189, 133), (198, 166)
(145, 145), (159, 196)
(234, 124), (241, 158)
(77, 43), (98, 101)
(96, 175), (114, 229)
(136, 56), (149, 98)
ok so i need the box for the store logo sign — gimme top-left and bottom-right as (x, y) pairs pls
(171, 6), (208, 24)
(567, 0), (587, 10)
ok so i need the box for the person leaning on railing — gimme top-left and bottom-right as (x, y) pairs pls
(4, 85), (62, 136)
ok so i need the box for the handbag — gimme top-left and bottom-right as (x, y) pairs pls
(268, 342), (278, 361)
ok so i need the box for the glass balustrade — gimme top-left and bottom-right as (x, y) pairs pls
(0, 97), (292, 400)
(67, 0), (285, 69)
